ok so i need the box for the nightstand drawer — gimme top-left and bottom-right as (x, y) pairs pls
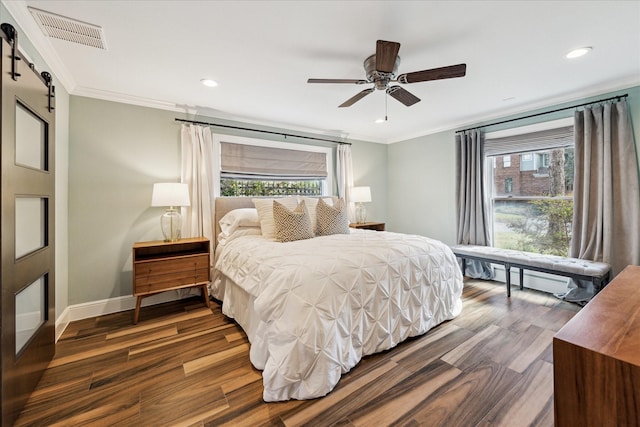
(134, 267), (209, 294)
(134, 254), (209, 279)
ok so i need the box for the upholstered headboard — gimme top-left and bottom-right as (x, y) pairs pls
(213, 196), (339, 249)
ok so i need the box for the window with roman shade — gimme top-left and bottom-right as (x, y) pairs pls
(485, 121), (575, 257)
(217, 138), (332, 197)
(220, 142), (327, 180)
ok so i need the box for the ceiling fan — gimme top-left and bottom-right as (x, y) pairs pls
(308, 40), (466, 108)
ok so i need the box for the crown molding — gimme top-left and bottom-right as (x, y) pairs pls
(73, 85), (380, 144)
(73, 86), (185, 113)
(391, 76), (640, 144)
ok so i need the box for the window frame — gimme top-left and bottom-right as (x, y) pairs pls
(484, 117), (574, 254)
(212, 133), (333, 197)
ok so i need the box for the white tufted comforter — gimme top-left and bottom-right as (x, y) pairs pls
(214, 230), (463, 401)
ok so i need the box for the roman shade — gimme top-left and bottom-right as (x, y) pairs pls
(220, 142), (327, 178)
(484, 126), (573, 156)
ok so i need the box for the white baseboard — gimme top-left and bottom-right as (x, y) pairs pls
(492, 265), (570, 295)
(54, 289), (200, 342)
(55, 307), (70, 342)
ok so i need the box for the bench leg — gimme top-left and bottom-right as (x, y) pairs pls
(505, 263), (511, 297)
(461, 258), (466, 277)
(593, 274), (610, 294)
(519, 268), (524, 290)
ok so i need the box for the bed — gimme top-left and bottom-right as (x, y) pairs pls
(210, 196), (463, 402)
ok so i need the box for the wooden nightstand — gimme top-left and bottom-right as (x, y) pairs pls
(132, 237), (211, 323)
(349, 221), (385, 231)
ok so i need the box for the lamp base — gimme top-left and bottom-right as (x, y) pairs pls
(355, 203), (367, 224)
(160, 208), (182, 242)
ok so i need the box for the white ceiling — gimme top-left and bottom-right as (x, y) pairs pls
(4, 0), (640, 144)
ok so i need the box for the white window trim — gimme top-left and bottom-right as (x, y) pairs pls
(211, 133), (333, 196)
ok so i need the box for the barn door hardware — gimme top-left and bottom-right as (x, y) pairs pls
(41, 71), (55, 112)
(0, 23), (21, 81)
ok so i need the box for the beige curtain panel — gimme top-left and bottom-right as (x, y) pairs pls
(571, 99), (640, 287)
(455, 129), (494, 279)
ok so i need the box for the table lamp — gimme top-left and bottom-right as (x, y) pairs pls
(351, 186), (371, 224)
(151, 183), (190, 242)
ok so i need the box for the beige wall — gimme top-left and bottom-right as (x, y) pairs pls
(69, 98), (181, 304)
(68, 97), (387, 304)
(388, 86), (640, 246)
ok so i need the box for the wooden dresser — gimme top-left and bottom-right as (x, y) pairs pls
(553, 265), (640, 426)
(132, 237), (211, 323)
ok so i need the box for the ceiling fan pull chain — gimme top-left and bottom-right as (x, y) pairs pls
(385, 91), (388, 122)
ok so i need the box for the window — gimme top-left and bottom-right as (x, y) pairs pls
(503, 155), (511, 168)
(220, 179), (323, 197)
(213, 134), (332, 197)
(542, 153), (550, 168)
(520, 153), (534, 171)
(485, 119), (574, 256)
(505, 178), (513, 193)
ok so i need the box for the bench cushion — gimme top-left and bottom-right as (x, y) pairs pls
(450, 245), (610, 278)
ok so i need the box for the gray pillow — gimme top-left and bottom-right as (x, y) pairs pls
(316, 198), (350, 236)
(273, 199), (314, 242)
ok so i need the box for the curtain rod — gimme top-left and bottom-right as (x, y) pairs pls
(455, 93), (628, 134)
(175, 118), (352, 145)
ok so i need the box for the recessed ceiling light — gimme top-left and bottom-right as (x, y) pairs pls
(200, 78), (218, 87)
(375, 118), (386, 124)
(566, 47), (592, 59)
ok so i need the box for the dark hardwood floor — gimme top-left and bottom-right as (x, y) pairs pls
(15, 279), (580, 426)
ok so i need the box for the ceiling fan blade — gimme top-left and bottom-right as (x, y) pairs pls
(339, 88), (375, 108)
(387, 86), (420, 106)
(375, 40), (400, 73)
(308, 78), (369, 84)
(397, 63), (467, 84)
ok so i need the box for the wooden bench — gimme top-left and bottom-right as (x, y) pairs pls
(449, 244), (611, 297)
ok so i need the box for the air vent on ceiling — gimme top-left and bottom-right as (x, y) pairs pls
(28, 6), (107, 50)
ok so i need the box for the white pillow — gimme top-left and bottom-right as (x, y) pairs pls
(299, 197), (334, 231)
(219, 208), (260, 236)
(252, 196), (298, 240)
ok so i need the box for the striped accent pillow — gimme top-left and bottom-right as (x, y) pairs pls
(273, 199), (314, 242)
(316, 198), (350, 236)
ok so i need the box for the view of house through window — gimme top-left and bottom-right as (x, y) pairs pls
(490, 144), (574, 256)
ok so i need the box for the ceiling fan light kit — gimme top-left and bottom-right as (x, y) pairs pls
(308, 40), (467, 108)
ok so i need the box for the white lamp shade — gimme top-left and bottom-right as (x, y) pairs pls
(351, 186), (372, 203)
(151, 183), (190, 207)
